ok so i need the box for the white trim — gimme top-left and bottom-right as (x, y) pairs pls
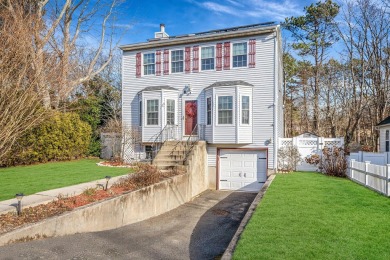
(200, 45), (216, 71)
(170, 48), (185, 74)
(145, 98), (159, 126)
(142, 52), (156, 76)
(231, 41), (249, 69)
(166, 98), (176, 125)
(216, 95), (235, 126)
(239, 94), (251, 126)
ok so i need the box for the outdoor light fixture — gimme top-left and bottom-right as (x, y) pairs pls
(15, 193), (24, 216)
(105, 176), (111, 191)
(183, 84), (191, 95)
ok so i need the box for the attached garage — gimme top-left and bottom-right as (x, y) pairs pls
(218, 149), (267, 192)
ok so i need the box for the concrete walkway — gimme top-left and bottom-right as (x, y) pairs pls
(0, 175), (128, 215)
(0, 190), (257, 260)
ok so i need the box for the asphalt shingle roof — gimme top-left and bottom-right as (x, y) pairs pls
(377, 116), (390, 126)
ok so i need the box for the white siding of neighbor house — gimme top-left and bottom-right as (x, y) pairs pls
(122, 29), (282, 168)
(379, 126), (390, 152)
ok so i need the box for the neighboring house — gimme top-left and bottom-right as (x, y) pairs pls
(377, 116), (390, 152)
(120, 22), (283, 191)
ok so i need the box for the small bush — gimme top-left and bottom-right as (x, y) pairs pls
(306, 146), (347, 177)
(4, 112), (91, 166)
(278, 145), (302, 172)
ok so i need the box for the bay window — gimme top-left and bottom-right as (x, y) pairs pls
(166, 99), (175, 125)
(147, 99), (159, 125)
(207, 97), (212, 125)
(242, 96), (250, 124)
(218, 96), (233, 124)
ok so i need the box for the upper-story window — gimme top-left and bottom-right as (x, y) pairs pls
(233, 42), (247, 68)
(166, 99), (175, 125)
(241, 96), (250, 124)
(201, 46), (215, 70)
(218, 96), (233, 124)
(386, 130), (389, 152)
(146, 99), (159, 125)
(171, 50), (184, 73)
(143, 53), (155, 75)
(206, 97), (212, 125)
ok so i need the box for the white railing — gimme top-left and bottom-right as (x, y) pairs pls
(348, 159), (390, 196)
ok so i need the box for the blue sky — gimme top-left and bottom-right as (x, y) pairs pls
(117, 0), (318, 45)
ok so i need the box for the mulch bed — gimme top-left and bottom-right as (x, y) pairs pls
(0, 163), (182, 235)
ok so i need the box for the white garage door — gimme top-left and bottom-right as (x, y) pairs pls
(219, 149), (267, 192)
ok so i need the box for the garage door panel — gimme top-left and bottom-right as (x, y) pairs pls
(219, 149), (267, 192)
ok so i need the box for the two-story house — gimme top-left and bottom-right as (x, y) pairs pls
(120, 22), (283, 191)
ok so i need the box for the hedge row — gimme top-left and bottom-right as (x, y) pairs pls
(4, 112), (91, 166)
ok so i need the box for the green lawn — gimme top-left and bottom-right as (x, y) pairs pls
(234, 172), (390, 260)
(0, 159), (132, 201)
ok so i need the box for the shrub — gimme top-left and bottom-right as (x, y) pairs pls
(306, 146), (347, 177)
(4, 112), (91, 166)
(277, 145), (302, 172)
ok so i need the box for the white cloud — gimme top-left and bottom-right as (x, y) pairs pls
(197, 0), (304, 21)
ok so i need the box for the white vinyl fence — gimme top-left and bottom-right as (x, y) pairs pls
(279, 136), (344, 171)
(350, 151), (390, 166)
(348, 159), (390, 196)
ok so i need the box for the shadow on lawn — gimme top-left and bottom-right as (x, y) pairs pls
(188, 191), (257, 260)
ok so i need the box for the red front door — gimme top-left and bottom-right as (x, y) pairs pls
(185, 100), (197, 135)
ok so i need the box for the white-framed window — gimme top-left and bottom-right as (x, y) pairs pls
(201, 46), (215, 70)
(139, 100), (142, 126)
(218, 96), (233, 124)
(241, 96), (250, 125)
(232, 42), (247, 68)
(206, 97), (212, 125)
(171, 50), (184, 73)
(143, 53), (155, 75)
(166, 99), (175, 125)
(386, 130), (389, 152)
(146, 99), (159, 125)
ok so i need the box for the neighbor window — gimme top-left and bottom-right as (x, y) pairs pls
(241, 96), (250, 124)
(166, 99), (175, 125)
(233, 42), (247, 68)
(206, 97), (212, 125)
(171, 50), (184, 73)
(201, 46), (215, 70)
(386, 130), (389, 152)
(147, 99), (159, 125)
(143, 53), (155, 75)
(218, 96), (233, 124)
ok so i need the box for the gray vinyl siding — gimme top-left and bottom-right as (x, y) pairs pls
(122, 29), (281, 169)
(207, 146), (217, 166)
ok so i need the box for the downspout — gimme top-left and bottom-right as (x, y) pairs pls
(273, 32), (278, 172)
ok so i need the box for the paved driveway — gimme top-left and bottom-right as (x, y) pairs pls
(0, 190), (256, 260)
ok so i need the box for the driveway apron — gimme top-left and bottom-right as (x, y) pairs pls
(0, 190), (256, 260)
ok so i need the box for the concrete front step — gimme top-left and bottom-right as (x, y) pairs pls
(154, 164), (187, 171)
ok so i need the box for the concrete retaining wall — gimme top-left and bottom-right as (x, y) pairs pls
(0, 142), (208, 246)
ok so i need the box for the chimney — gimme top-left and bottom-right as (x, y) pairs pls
(154, 23), (169, 39)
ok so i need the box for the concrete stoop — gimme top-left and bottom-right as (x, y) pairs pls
(152, 141), (192, 171)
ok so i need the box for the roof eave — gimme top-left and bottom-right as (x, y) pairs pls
(120, 26), (277, 52)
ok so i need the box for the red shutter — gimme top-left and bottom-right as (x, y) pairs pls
(216, 43), (222, 71)
(163, 49), (169, 75)
(185, 47), (191, 73)
(193, 46), (199, 72)
(223, 42), (230, 70)
(156, 50), (162, 76)
(136, 52), (141, 78)
(249, 39), (256, 68)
